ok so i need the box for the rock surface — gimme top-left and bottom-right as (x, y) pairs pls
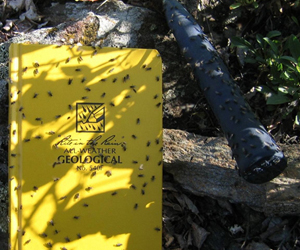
(163, 129), (300, 216)
(8, 1), (152, 47)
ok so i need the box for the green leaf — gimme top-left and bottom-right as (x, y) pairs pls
(279, 56), (297, 64)
(277, 63), (283, 71)
(287, 35), (300, 59)
(293, 111), (300, 129)
(278, 86), (299, 96)
(230, 3), (242, 9)
(266, 30), (281, 39)
(291, 16), (299, 26)
(278, 86), (289, 94)
(256, 85), (273, 94)
(263, 37), (279, 54)
(256, 34), (265, 48)
(283, 71), (291, 79)
(230, 37), (253, 49)
(266, 91), (291, 105)
(253, 2), (259, 8)
(244, 57), (257, 64)
(254, 55), (266, 64)
(277, 57), (300, 74)
(295, 112), (300, 127)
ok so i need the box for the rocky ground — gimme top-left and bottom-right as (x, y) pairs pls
(0, 0), (300, 249)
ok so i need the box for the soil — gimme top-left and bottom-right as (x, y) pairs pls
(1, 0), (300, 249)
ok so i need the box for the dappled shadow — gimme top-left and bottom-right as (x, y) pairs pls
(9, 44), (162, 249)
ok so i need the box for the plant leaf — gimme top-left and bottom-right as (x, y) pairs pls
(279, 56), (297, 64)
(294, 112), (300, 127)
(263, 37), (278, 54)
(253, 2), (259, 8)
(266, 91), (291, 105)
(291, 16), (299, 26)
(278, 86), (289, 94)
(230, 37), (253, 49)
(256, 85), (271, 93)
(279, 86), (298, 96)
(230, 3), (242, 9)
(267, 30), (281, 39)
(287, 35), (300, 59)
(244, 57), (257, 64)
(254, 55), (266, 64)
(256, 34), (265, 48)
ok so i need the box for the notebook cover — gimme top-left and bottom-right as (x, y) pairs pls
(8, 43), (162, 250)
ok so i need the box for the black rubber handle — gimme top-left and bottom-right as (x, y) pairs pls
(163, 0), (287, 183)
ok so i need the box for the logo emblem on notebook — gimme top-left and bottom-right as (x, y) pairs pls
(76, 103), (105, 133)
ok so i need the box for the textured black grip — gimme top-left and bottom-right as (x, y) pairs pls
(163, 0), (287, 183)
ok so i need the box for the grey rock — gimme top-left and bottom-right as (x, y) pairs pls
(64, 2), (90, 20)
(7, 0), (36, 12)
(163, 128), (300, 216)
(95, 0), (151, 47)
(0, 80), (8, 119)
(0, 180), (8, 233)
(0, 232), (8, 250)
(0, 124), (8, 148)
(9, 0), (152, 48)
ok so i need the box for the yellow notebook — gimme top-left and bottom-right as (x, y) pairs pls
(8, 44), (162, 250)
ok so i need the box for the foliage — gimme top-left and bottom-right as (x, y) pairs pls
(230, 0), (300, 11)
(229, 0), (258, 10)
(231, 32), (300, 128)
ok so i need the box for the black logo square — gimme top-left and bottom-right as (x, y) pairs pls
(76, 103), (105, 133)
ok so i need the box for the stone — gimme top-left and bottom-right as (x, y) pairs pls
(163, 128), (300, 216)
(8, 0), (152, 48)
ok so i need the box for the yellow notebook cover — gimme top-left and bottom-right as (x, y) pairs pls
(8, 44), (162, 250)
